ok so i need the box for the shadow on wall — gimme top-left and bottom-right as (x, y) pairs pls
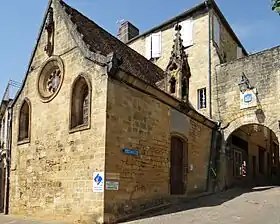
(119, 185), (278, 223)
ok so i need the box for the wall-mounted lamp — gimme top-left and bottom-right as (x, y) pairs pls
(238, 73), (251, 93)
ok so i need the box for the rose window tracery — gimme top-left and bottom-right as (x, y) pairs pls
(47, 68), (61, 93)
(37, 57), (64, 102)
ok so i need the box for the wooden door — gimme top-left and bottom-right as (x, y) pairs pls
(170, 137), (185, 195)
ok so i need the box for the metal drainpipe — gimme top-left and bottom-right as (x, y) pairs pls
(206, 129), (217, 192)
(4, 106), (12, 215)
(206, 1), (212, 119)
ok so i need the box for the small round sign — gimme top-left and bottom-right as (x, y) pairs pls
(244, 93), (252, 103)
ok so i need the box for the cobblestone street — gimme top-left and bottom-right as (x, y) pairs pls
(126, 186), (280, 224)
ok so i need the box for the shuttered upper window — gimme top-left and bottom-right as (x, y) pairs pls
(213, 15), (220, 47)
(178, 18), (194, 47)
(145, 31), (162, 59)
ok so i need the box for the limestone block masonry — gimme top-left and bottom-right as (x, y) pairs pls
(213, 45), (280, 140)
(104, 76), (213, 222)
(10, 3), (107, 224)
(128, 14), (210, 114)
(129, 9), (246, 118)
(9, 1), (216, 224)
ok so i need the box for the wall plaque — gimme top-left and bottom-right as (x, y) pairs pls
(122, 148), (140, 156)
(106, 172), (120, 180)
(240, 88), (257, 109)
(105, 181), (119, 191)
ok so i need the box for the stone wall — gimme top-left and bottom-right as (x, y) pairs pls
(103, 73), (213, 221)
(213, 46), (280, 140)
(129, 10), (246, 120)
(9, 4), (107, 224)
(211, 11), (244, 65)
(213, 46), (280, 190)
(128, 13), (210, 115)
(209, 10), (246, 120)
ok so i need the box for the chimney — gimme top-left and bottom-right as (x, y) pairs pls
(118, 21), (139, 43)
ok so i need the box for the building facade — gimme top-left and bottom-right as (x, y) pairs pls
(127, 0), (247, 118)
(4, 0), (280, 223)
(213, 46), (280, 189)
(126, 0), (280, 191)
(0, 99), (10, 213)
(0, 80), (20, 214)
(8, 1), (218, 223)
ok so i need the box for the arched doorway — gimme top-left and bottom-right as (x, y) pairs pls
(170, 136), (186, 195)
(224, 124), (279, 188)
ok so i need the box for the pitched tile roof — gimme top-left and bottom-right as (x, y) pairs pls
(59, 0), (165, 86)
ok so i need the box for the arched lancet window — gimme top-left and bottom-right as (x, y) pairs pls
(182, 76), (188, 100)
(71, 75), (91, 129)
(18, 99), (31, 142)
(169, 76), (176, 94)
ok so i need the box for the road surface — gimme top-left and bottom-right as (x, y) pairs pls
(126, 186), (280, 224)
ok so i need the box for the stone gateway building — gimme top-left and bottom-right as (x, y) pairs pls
(9, 0), (218, 223)
(5, 0), (280, 223)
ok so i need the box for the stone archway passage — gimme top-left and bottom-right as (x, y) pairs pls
(224, 123), (279, 188)
(222, 113), (280, 142)
(170, 136), (185, 195)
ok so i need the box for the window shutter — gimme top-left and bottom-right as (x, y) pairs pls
(179, 19), (193, 47)
(145, 35), (152, 59)
(237, 46), (243, 59)
(213, 15), (220, 47)
(151, 32), (162, 58)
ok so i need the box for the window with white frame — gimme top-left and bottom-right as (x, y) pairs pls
(178, 18), (194, 47)
(213, 15), (220, 47)
(233, 150), (242, 177)
(145, 31), (162, 59)
(198, 88), (207, 109)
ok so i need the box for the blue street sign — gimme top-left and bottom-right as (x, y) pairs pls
(122, 148), (140, 156)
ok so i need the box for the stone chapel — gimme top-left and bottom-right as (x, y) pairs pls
(9, 0), (217, 223)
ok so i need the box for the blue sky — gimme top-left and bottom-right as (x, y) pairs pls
(0, 0), (279, 98)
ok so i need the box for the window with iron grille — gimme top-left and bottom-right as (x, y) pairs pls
(198, 88), (207, 109)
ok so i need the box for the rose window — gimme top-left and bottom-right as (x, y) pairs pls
(47, 69), (61, 93)
(37, 57), (64, 102)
